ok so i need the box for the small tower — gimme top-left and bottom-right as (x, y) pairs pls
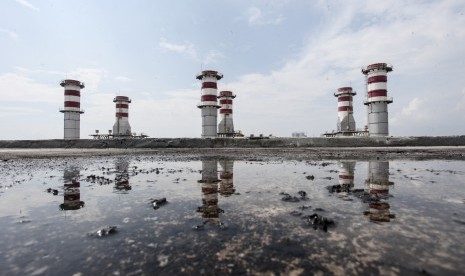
(334, 87), (356, 134)
(217, 91), (236, 137)
(362, 63), (393, 136)
(60, 79), (85, 139)
(196, 70), (222, 138)
(112, 96), (132, 136)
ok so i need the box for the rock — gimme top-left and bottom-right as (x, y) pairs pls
(88, 226), (118, 237)
(151, 198), (167, 209)
(305, 175), (315, 180)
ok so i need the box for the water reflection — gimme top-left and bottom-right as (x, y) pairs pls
(219, 160), (235, 196)
(338, 161), (355, 192)
(196, 160), (225, 229)
(60, 166), (84, 211)
(364, 161), (395, 222)
(114, 158), (131, 193)
(327, 160), (396, 222)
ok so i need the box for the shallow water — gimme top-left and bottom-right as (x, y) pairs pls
(0, 156), (464, 275)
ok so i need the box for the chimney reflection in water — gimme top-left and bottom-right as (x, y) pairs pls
(114, 158), (131, 192)
(338, 161), (356, 192)
(197, 160), (225, 228)
(60, 166), (84, 211)
(219, 160), (235, 196)
(364, 161), (395, 222)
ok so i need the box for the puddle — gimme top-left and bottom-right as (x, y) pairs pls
(0, 156), (464, 275)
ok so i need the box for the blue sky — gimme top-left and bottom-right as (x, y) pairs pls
(1, 0), (464, 139)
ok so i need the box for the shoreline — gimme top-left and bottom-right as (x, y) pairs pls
(1, 146), (465, 160)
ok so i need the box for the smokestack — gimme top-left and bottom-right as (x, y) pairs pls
(218, 91), (236, 137)
(60, 79), (85, 139)
(113, 96), (132, 136)
(334, 87), (356, 133)
(196, 70), (223, 138)
(362, 63), (393, 136)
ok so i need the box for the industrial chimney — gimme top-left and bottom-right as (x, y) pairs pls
(112, 96), (132, 136)
(334, 87), (356, 134)
(196, 70), (223, 138)
(217, 90), (236, 137)
(362, 63), (393, 136)
(60, 79), (85, 139)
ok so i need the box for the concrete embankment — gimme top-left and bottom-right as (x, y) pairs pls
(0, 135), (465, 149)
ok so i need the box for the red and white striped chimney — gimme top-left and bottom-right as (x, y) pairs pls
(334, 87), (356, 133)
(218, 91), (236, 137)
(112, 96), (132, 136)
(60, 79), (85, 139)
(196, 70), (223, 138)
(362, 63), (393, 136)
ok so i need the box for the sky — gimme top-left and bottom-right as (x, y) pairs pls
(0, 0), (464, 140)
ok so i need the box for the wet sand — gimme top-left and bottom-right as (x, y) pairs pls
(1, 146), (465, 160)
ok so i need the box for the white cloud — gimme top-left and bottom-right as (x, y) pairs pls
(0, 73), (61, 104)
(14, 66), (63, 75)
(158, 37), (224, 65)
(391, 98), (430, 125)
(159, 37), (198, 60)
(204, 50), (224, 65)
(0, 28), (18, 39)
(115, 76), (132, 82)
(247, 7), (285, 26)
(14, 0), (39, 11)
(66, 68), (106, 93)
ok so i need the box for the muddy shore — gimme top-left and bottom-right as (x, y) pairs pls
(1, 146), (465, 160)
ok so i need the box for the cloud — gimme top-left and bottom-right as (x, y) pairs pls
(0, 28), (18, 39)
(66, 68), (106, 93)
(204, 50), (224, 65)
(159, 37), (198, 60)
(14, 66), (63, 75)
(158, 37), (224, 65)
(247, 7), (285, 26)
(115, 76), (132, 82)
(14, 0), (39, 11)
(391, 98), (430, 125)
(0, 73), (61, 104)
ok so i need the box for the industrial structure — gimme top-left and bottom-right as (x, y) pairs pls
(362, 63), (393, 136)
(335, 87), (357, 135)
(323, 62), (393, 137)
(217, 91), (236, 137)
(196, 70), (223, 138)
(113, 96), (132, 136)
(60, 79), (85, 139)
(89, 96), (148, 140)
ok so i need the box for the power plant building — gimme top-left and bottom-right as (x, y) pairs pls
(113, 96), (132, 136)
(335, 87), (357, 135)
(217, 91), (236, 137)
(362, 63), (393, 136)
(196, 70), (223, 138)
(60, 79), (85, 139)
